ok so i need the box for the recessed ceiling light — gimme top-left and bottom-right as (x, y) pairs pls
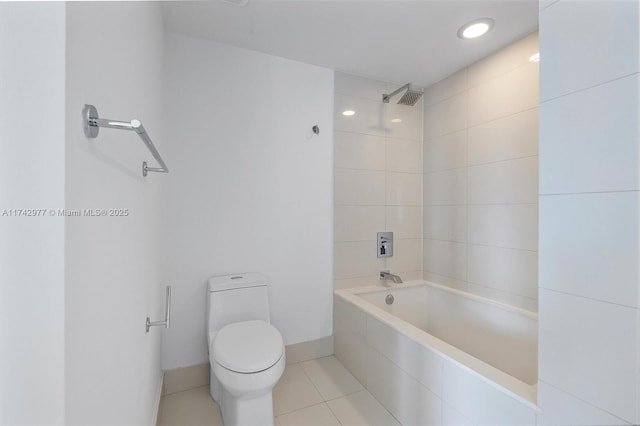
(457, 18), (494, 39)
(390, 118), (402, 123)
(342, 110), (355, 116)
(529, 52), (540, 62)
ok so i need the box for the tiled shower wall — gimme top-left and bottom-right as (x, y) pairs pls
(422, 32), (540, 312)
(334, 73), (423, 289)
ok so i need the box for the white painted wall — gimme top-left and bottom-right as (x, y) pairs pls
(422, 33), (539, 312)
(0, 3), (66, 424)
(162, 33), (334, 370)
(64, 3), (165, 424)
(538, 1), (640, 425)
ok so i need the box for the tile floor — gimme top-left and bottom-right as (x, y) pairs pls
(157, 355), (400, 426)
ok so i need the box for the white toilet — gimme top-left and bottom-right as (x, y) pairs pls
(206, 273), (285, 426)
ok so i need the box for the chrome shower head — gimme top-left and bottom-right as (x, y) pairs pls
(382, 83), (423, 106)
(397, 87), (423, 106)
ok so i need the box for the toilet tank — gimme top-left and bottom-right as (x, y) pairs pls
(207, 273), (271, 335)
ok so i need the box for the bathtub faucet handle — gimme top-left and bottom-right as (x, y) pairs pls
(380, 271), (403, 284)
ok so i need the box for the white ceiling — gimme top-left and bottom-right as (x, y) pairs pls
(162, 1), (538, 89)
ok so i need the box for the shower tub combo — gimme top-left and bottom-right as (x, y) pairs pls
(334, 280), (539, 425)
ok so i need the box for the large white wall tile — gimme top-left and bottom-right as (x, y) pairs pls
(540, 75), (639, 194)
(366, 316), (444, 396)
(468, 108), (538, 166)
(334, 168), (385, 206)
(424, 130), (467, 173)
(539, 289), (639, 424)
(423, 271), (468, 292)
(423, 169), (467, 206)
(333, 296), (368, 386)
(387, 139), (422, 173)
(468, 204), (538, 251)
(335, 205), (385, 242)
(367, 349), (442, 426)
(335, 72), (388, 101)
(334, 276), (381, 290)
(442, 403), (473, 426)
(386, 206), (422, 239)
(468, 157), (538, 204)
(467, 244), (538, 299)
(423, 68), (468, 108)
(386, 172), (422, 206)
(387, 238), (422, 273)
(334, 131), (386, 171)
(423, 205), (467, 243)
(423, 239), (467, 281)
(539, 0), (639, 101)
(466, 283), (538, 313)
(539, 192), (639, 308)
(386, 103), (423, 141)
(468, 31), (539, 88)
(424, 92), (468, 139)
(335, 93), (385, 136)
(334, 241), (384, 280)
(537, 381), (632, 426)
(468, 61), (539, 127)
(442, 361), (536, 425)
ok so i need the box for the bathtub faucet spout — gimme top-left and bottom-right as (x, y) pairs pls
(380, 271), (403, 284)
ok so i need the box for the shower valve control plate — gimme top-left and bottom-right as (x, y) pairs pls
(377, 232), (393, 258)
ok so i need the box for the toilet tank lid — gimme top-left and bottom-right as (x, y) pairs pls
(208, 273), (268, 292)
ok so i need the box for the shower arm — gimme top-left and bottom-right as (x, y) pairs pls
(382, 83), (411, 103)
(83, 104), (169, 177)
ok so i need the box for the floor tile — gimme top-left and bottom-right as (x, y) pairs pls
(158, 386), (222, 426)
(273, 364), (324, 415)
(327, 390), (400, 426)
(300, 356), (364, 401)
(277, 403), (341, 426)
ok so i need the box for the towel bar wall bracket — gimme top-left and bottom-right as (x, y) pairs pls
(82, 104), (169, 177)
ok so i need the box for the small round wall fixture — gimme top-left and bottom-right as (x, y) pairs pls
(457, 18), (494, 39)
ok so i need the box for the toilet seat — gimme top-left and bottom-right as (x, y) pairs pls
(212, 320), (284, 374)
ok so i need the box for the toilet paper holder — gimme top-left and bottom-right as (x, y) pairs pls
(146, 285), (171, 333)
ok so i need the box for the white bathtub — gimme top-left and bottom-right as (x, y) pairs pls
(334, 280), (539, 425)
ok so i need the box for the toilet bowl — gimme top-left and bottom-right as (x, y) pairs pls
(211, 320), (285, 425)
(206, 274), (285, 426)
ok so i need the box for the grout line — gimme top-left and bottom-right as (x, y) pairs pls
(297, 358), (329, 403)
(424, 106), (539, 141)
(423, 202), (538, 207)
(423, 153), (539, 174)
(540, 287), (640, 311)
(466, 279), (538, 302)
(424, 238), (537, 253)
(540, 189), (640, 197)
(323, 399), (344, 426)
(538, 379), (633, 425)
(334, 129), (422, 144)
(539, 71), (640, 104)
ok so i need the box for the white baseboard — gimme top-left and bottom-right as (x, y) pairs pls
(285, 335), (334, 364)
(163, 363), (210, 395)
(153, 372), (164, 426)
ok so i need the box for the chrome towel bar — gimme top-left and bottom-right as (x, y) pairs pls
(146, 285), (171, 333)
(82, 104), (169, 177)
